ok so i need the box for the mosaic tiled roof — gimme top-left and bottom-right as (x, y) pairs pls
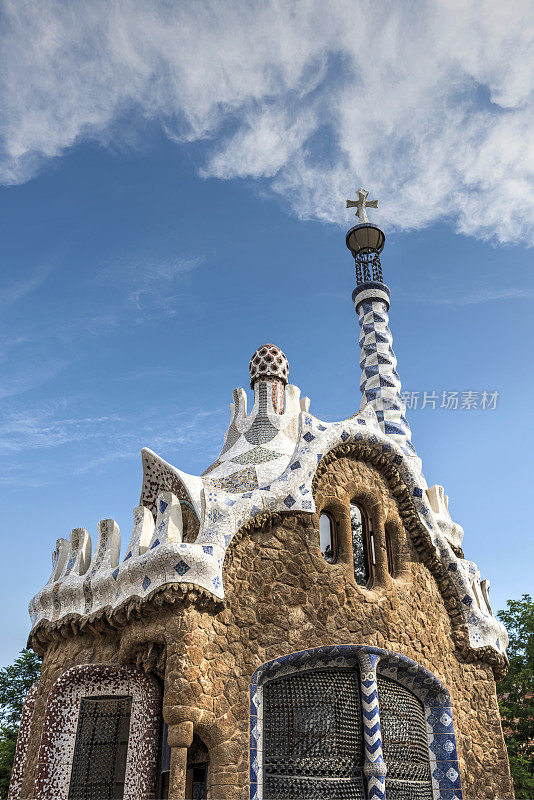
(28, 319), (508, 667)
(200, 377), (305, 492)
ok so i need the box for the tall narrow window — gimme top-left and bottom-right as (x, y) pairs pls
(263, 669), (365, 798)
(185, 734), (209, 799)
(319, 512), (338, 563)
(159, 721), (171, 799)
(350, 502), (374, 587)
(68, 696), (132, 800)
(377, 675), (433, 798)
(386, 531), (395, 577)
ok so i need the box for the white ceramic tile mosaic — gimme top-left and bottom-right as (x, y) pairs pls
(29, 330), (508, 661)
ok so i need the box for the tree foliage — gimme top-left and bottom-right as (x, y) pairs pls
(0, 649), (41, 798)
(497, 594), (534, 798)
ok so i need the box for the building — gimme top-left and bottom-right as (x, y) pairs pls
(10, 191), (513, 799)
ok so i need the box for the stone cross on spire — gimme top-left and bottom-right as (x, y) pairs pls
(346, 187), (378, 223)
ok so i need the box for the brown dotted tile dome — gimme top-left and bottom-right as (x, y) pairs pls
(249, 343), (289, 388)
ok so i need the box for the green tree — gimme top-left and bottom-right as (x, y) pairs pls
(497, 594), (534, 798)
(0, 649), (41, 798)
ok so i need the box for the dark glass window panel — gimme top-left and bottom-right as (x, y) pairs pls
(263, 668), (365, 799)
(68, 696), (132, 800)
(377, 675), (433, 798)
(159, 719), (171, 799)
(186, 734), (208, 800)
(191, 766), (207, 799)
(160, 771), (169, 800)
(350, 503), (370, 586)
(160, 721), (171, 772)
(319, 513), (337, 563)
(386, 532), (395, 577)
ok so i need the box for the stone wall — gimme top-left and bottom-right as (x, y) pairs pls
(20, 455), (513, 799)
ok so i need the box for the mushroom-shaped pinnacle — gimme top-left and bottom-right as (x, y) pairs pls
(248, 343), (289, 389)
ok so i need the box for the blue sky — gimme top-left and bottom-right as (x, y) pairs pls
(0, 0), (532, 665)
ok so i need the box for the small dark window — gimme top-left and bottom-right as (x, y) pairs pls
(350, 502), (374, 587)
(68, 695), (132, 800)
(319, 512), (338, 563)
(186, 734), (208, 799)
(386, 531), (395, 577)
(159, 721), (171, 799)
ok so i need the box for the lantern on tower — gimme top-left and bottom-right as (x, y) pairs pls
(346, 188), (385, 285)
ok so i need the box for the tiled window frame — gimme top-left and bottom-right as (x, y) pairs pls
(33, 664), (160, 800)
(250, 645), (462, 800)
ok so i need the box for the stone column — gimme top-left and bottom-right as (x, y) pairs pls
(353, 281), (421, 473)
(166, 721), (193, 800)
(357, 651), (387, 800)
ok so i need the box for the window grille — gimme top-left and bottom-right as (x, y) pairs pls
(68, 695), (132, 800)
(377, 675), (433, 799)
(263, 669), (365, 799)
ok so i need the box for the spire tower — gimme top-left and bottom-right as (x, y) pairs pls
(346, 188), (419, 466)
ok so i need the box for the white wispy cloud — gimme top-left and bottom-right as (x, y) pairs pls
(101, 252), (206, 316)
(0, 0), (533, 244)
(429, 287), (534, 304)
(0, 398), (226, 484)
(0, 405), (125, 454)
(0, 257), (58, 307)
(0, 358), (72, 400)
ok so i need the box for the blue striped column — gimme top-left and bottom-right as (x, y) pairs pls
(358, 651), (387, 800)
(353, 281), (420, 467)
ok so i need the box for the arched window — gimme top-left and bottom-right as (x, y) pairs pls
(350, 502), (374, 586)
(34, 665), (160, 800)
(319, 512), (338, 563)
(377, 674), (433, 797)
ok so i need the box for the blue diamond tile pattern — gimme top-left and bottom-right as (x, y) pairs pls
(174, 560), (191, 576)
(249, 646), (460, 800)
(142, 575), (151, 591)
(356, 289), (418, 461)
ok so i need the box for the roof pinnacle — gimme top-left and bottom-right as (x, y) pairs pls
(346, 187), (378, 224)
(248, 343), (289, 389)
